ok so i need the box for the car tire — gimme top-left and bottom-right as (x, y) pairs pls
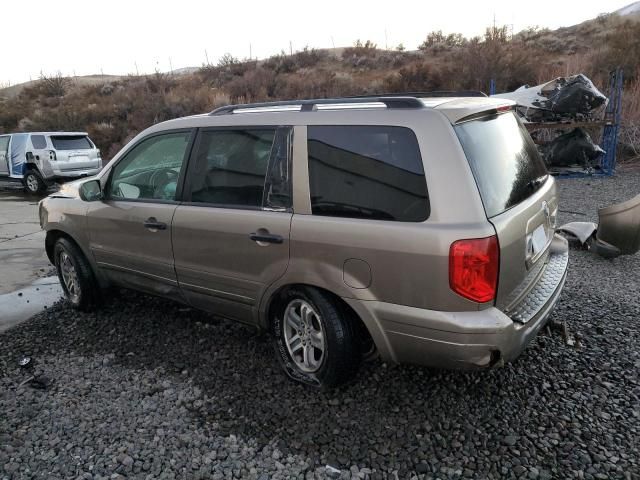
(271, 286), (360, 388)
(54, 237), (98, 311)
(23, 170), (47, 195)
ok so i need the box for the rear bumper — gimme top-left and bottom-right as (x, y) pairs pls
(344, 235), (569, 369)
(47, 167), (102, 180)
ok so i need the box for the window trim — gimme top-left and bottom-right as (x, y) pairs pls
(180, 125), (293, 212)
(104, 128), (197, 205)
(306, 124), (431, 223)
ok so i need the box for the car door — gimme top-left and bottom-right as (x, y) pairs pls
(172, 126), (293, 324)
(86, 129), (194, 297)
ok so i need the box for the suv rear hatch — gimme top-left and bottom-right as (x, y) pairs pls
(454, 110), (567, 320)
(48, 134), (100, 172)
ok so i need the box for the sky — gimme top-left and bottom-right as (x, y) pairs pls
(0, 0), (634, 86)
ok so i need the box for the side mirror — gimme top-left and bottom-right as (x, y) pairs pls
(79, 179), (103, 202)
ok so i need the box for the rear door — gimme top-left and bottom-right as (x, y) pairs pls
(0, 136), (9, 175)
(172, 127), (292, 324)
(454, 111), (557, 309)
(87, 130), (194, 296)
(49, 135), (100, 171)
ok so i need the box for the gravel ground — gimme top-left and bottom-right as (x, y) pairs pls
(1, 171), (640, 480)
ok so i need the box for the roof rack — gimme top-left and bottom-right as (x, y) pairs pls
(209, 96), (424, 115)
(347, 91), (488, 99)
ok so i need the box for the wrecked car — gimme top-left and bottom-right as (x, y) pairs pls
(39, 94), (569, 388)
(0, 132), (103, 194)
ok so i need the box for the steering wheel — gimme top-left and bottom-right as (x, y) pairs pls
(150, 168), (179, 199)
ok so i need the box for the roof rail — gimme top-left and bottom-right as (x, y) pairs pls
(209, 96), (424, 115)
(347, 91), (488, 99)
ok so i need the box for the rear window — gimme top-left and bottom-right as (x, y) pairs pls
(50, 135), (93, 150)
(454, 112), (548, 218)
(307, 125), (429, 222)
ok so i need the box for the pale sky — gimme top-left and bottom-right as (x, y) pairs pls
(0, 0), (633, 86)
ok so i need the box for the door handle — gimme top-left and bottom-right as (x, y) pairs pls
(143, 217), (167, 231)
(249, 232), (283, 244)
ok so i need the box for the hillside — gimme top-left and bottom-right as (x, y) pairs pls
(1, 9), (639, 160)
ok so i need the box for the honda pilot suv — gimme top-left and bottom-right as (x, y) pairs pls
(39, 94), (569, 388)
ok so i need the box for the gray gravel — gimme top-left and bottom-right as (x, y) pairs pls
(2, 170), (640, 480)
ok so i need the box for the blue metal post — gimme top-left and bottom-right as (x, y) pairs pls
(489, 78), (496, 96)
(599, 68), (624, 176)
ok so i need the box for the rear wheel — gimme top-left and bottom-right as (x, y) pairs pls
(54, 237), (98, 311)
(271, 286), (360, 388)
(23, 170), (47, 194)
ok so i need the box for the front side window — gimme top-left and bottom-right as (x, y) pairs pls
(109, 131), (191, 201)
(31, 135), (47, 149)
(307, 125), (429, 222)
(50, 135), (93, 150)
(187, 129), (276, 208)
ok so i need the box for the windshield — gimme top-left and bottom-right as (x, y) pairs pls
(454, 112), (548, 218)
(50, 135), (93, 150)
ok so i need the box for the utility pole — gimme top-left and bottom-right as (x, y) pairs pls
(289, 41), (293, 55)
(249, 43), (252, 60)
(331, 36), (335, 48)
(205, 49), (210, 65)
(169, 57), (173, 74)
(385, 28), (388, 50)
(135, 61), (139, 76)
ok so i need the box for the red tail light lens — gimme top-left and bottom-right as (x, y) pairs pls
(449, 236), (499, 303)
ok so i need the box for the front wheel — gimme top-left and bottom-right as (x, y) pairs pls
(23, 170), (47, 194)
(271, 287), (360, 388)
(54, 237), (98, 311)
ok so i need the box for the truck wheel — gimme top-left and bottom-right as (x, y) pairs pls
(23, 170), (47, 194)
(54, 237), (99, 311)
(271, 286), (360, 388)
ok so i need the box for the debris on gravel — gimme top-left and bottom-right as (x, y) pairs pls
(1, 171), (640, 479)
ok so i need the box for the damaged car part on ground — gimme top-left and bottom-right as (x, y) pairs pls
(557, 192), (640, 258)
(39, 94), (568, 388)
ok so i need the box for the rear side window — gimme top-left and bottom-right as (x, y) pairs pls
(50, 135), (92, 150)
(0, 136), (9, 154)
(307, 125), (429, 222)
(188, 129), (276, 208)
(31, 135), (47, 149)
(455, 112), (548, 218)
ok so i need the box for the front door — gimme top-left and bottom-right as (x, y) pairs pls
(87, 130), (194, 297)
(172, 127), (293, 323)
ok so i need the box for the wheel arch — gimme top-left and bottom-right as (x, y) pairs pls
(262, 282), (376, 358)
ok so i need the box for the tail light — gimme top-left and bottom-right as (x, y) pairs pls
(449, 236), (499, 303)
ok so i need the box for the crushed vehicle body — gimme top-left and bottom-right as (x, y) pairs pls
(541, 128), (605, 168)
(492, 74), (607, 122)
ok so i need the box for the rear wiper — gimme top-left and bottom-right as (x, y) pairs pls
(527, 174), (548, 190)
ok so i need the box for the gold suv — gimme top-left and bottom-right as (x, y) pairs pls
(39, 95), (569, 387)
